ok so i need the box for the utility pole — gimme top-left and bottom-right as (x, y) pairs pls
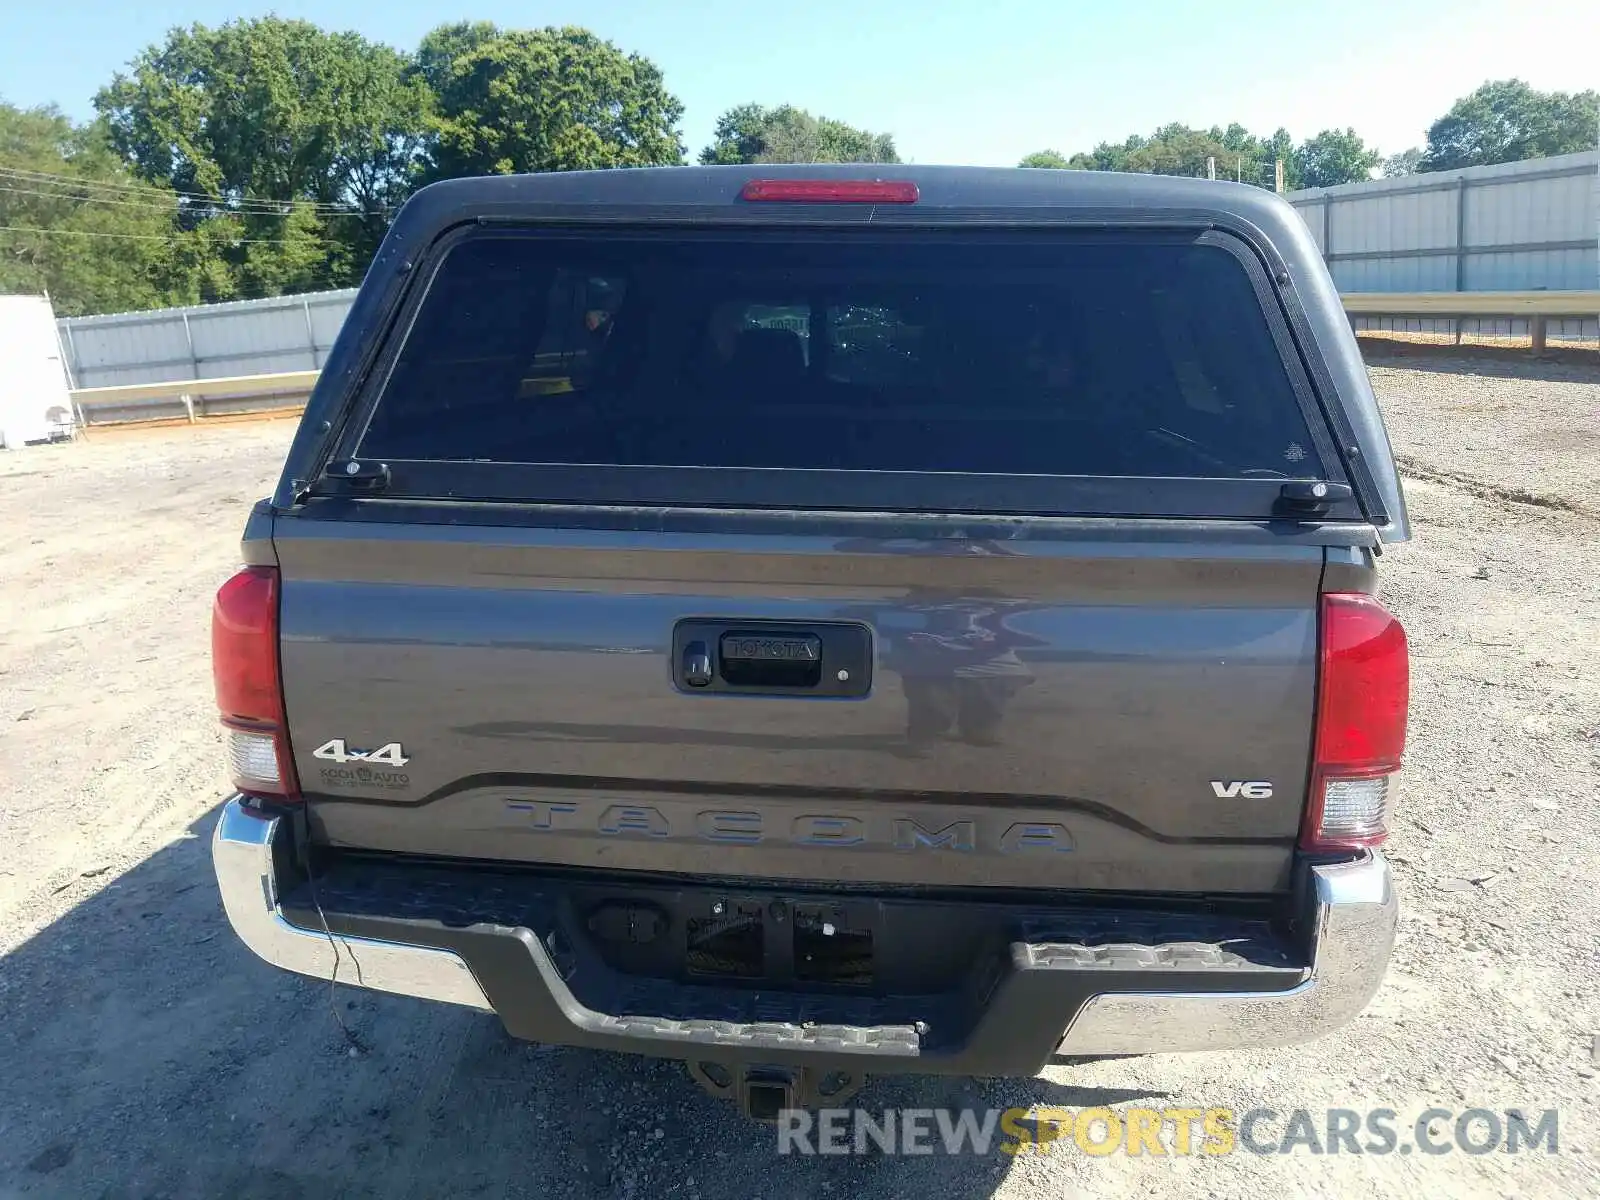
(1236, 156), (1242, 182)
(1206, 156), (1216, 181)
(1274, 159), (1285, 193)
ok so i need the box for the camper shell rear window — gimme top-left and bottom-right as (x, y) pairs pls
(348, 227), (1348, 518)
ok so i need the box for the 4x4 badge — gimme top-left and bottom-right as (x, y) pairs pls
(312, 739), (410, 767)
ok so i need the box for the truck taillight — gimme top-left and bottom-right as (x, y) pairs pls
(212, 565), (299, 799)
(1301, 593), (1408, 852)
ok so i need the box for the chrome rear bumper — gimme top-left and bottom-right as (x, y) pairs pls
(213, 796), (1396, 1061)
(1055, 851), (1396, 1054)
(212, 799), (491, 1011)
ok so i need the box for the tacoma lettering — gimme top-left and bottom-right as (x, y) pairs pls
(504, 803), (1070, 853)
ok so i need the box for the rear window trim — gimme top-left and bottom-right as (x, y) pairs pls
(330, 224), (1357, 522)
(353, 461), (1362, 521)
(287, 493), (1383, 547)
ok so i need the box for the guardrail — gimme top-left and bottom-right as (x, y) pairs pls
(67, 290), (1600, 429)
(1342, 290), (1600, 351)
(70, 369), (320, 429)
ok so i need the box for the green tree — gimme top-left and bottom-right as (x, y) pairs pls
(1265, 127), (1299, 188)
(1293, 128), (1380, 188)
(1066, 141), (1129, 171)
(419, 24), (684, 178)
(236, 202), (333, 298)
(1054, 123), (1296, 188)
(1122, 125), (1235, 178)
(1217, 122), (1259, 154)
(412, 21), (499, 95)
(699, 103), (770, 165)
(1420, 79), (1600, 172)
(94, 17), (430, 293)
(0, 102), (205, 315)
(699, 104), (898, 165)
(319, 40), (432, 270)
(1382, 147), (1423, 178)
(1018, 149), (1071, 168)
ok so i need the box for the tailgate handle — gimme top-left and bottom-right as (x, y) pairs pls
(671, 621), (872, 697)
(719, 632), (824, 689)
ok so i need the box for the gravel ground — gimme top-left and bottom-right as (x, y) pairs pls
(1365, 352), (1600, 515)
(1, 362), (1598, 1199)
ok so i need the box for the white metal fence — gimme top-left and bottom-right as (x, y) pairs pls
(1286, 151), (1598, 291)
(1287, 151), (1599, 345)
(57, 288), (358, 390)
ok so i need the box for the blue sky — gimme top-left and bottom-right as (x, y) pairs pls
(2, 0), (1596, 167)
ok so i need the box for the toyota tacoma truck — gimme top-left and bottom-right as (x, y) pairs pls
(211, 165), (1409, 1119)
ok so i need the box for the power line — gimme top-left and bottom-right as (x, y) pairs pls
(0, 173), (385, 219)
(0, 163), (385, 215)
(0, 222), (310, 244)
(0, 182), (213, 215)
(0, 181), (378, 223)
(0, 164), (388, 217)
(0, 170), (202, 212)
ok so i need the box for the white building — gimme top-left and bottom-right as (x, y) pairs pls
(0, 294), (74, 448)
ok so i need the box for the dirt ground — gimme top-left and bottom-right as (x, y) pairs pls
(1, 357), (1597, 1199)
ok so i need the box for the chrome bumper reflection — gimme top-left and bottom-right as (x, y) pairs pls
(211, 797), (491, 1011)
(1056, 852), (1397, 1054)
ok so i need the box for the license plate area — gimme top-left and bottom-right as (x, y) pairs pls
(684, 896), (875, 987)
(582, 888), (882, 989)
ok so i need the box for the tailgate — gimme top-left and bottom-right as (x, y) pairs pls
(275, 518), (1319, 894)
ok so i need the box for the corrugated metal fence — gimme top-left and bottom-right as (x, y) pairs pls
(58, 288), (357, 390)
(1286, 150), (1597, 291)
(1286, 150), (1599, 344)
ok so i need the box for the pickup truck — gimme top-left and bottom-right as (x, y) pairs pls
(211, 165), (1409, 1120)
